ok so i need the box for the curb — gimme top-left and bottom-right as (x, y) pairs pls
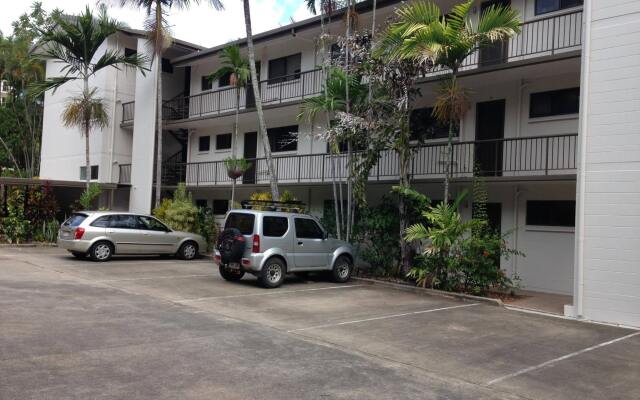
(0, 243), (58, 248)
(352, 277), (504, 307)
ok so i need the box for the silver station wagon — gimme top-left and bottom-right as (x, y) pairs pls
(58, 211), (207, 261)
(215, 203), (354, 288)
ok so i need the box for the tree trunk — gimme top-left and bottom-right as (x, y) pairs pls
(243, 0), (279, 200)
(443, 72), (458, 205)
(344, 0), (353, 242)
(398, 92), (412, 276)
(155, 58), (163, 208)
(84, 73), (91, 189)
(233, 87), (240, 158)
(231, 178), (236, 207)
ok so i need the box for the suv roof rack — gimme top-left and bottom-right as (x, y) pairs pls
(240, 199), (306, 213)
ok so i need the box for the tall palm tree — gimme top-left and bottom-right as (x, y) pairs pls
(242, 0), (279, 200)
(209, 45), (249, 159)
(119, 0), (223, 208)
(379, 0), (520, 203)
(34, 6), (147, 188)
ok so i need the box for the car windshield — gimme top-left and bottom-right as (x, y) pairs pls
(224, 213), (255, 235)
(63, 213), (87, 227)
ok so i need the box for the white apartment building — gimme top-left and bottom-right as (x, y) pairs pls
(39, 0), (640, 328)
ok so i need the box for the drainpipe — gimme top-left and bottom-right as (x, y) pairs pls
(108, 37), (119, 185)
(512, 185), (521, 277)
(573, 0), (592, 319)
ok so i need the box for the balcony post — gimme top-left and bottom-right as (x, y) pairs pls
(551, 16), (556, 55)
(298, 156), (302, 182)
(545, 137), (550, 175)
(301, 73), (306, 99)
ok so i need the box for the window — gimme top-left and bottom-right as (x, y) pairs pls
(195, 199), (208, 209)
(267, 125), (298, 152)
(213, 199), (229, 215)
(410, 107), (456, 140)
(224, 212), (255, 235)
(218, 71), (232, 87)
(138, 216), (169, 232)
(161, 58), (173, 74)
(263, 216), (289, 237)
(295, 218), (324, 239)
(201, 76), (212, 91)
(109, 215), (140, 229)
(330, 43), (342, 62)
(198, 136), (211, 152)
(63, 213), (88, 227)
(530, 88), (580, 118)
(124, 48), (137, 57)
(216, 133), (232, 150)
(90, 216), (111, 228)
(80, 165), (99, 180)
(535, 0), (582, 15)
(268, 53), (301, 84)
(526, 200), (575, 227)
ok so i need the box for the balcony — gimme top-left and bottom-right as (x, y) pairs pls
(121, 10), (583, 125)
(134, 134), (577, 187)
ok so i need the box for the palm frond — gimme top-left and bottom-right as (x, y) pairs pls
(62, 88), (109, 133)
(93, 49), (150, 75)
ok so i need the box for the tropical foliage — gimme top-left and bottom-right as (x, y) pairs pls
(0, 184), (59, 244)
(34, 6), (147, 188)
(78, 183), (102, 210)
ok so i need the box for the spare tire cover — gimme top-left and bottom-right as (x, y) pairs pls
(217, 228), (246, 263)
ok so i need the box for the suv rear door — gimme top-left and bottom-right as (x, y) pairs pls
(261, 214), (293, 262)
(293, 217), (329, 269)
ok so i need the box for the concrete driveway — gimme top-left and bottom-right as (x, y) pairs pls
(1, 247), (638, 400)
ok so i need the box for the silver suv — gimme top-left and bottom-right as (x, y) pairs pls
(58, 211), (207, 261)
(215, 208), (353, 288)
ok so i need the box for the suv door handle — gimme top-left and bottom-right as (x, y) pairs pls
(297, 241), (303, 246)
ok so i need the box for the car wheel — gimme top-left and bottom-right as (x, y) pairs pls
(331, 255), (352, 283)
(258, 258), (286, 288)
(71, 251), (86, 259)
(219, 264), (245, 282)
(178, 241), (198, 260)
(90, 241), (113, 262)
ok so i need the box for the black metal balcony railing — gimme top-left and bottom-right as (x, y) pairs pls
(121, 10), (583, 124)
(146, 134), (577, 187)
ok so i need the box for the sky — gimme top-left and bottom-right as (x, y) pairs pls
(0, 0), (314, 48)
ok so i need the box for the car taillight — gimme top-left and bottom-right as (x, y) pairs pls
(74, 227), (85, 240)
(214, 255), (221, 264)
(252, 234), (260, 253)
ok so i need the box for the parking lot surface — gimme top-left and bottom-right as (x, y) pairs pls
(1, 247), (638, 399)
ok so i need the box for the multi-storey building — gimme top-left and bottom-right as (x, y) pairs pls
(39, 0), (640, 328)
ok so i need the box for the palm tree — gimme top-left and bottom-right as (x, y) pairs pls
(298, 67), (368, 239)
(34, 7), (147, 188)
(242, 0), (279, 200)
(209, 45), (249, 159)
(119, 0), (223, 208)
(379, 0), (520, 203)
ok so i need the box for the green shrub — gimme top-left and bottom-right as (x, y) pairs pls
(161, 183), (198, 233)
(196, 206), (218, 252)
(0, 188), (30, 244)
(79, 183), (102, 210)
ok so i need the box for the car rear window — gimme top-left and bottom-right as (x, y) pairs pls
(263, 216), (288, 237)
(63, 213), (88, 227)
(224, 213), (255, 235)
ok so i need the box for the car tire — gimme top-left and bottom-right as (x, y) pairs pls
(258, 257), (286, 288)
(89, 241), (113, 262)
(71, 251), (86, 259)
(331, 255), (352, 283)
(219, 264), (245, 282)
(178, 241), (198, 260)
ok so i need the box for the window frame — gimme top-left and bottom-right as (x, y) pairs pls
(109, 214), (142, 230)
(534, 0), (583, 16)
(267, 53), (302, 84)
(410, 107), (458, 141)
(525, 200), (576, 227)
(294, 217), (325, 240)
(529, 87), (580, 119)
(267, 125), (298, 153)
(201, 76), (213, 91)
(198, 135), (211, 152)
(262, 216), (289, 237)
(218, 71), (232, 88)
(137, 215), (170, 232)
(212, 199), (229, 215)
(80, 165), (99, 181)
(215, 133), (232, 151)
(224, 212), (255, 235)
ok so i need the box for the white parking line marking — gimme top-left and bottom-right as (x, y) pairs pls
(97, 274), (214, 282)
(486, 331), (640, 386)
(176, 284), (364, 303)
(287, 303), (480, 333)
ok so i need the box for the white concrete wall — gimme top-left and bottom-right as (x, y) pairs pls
(574, 0), (640, 327)
(129, 38), (158, 214)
